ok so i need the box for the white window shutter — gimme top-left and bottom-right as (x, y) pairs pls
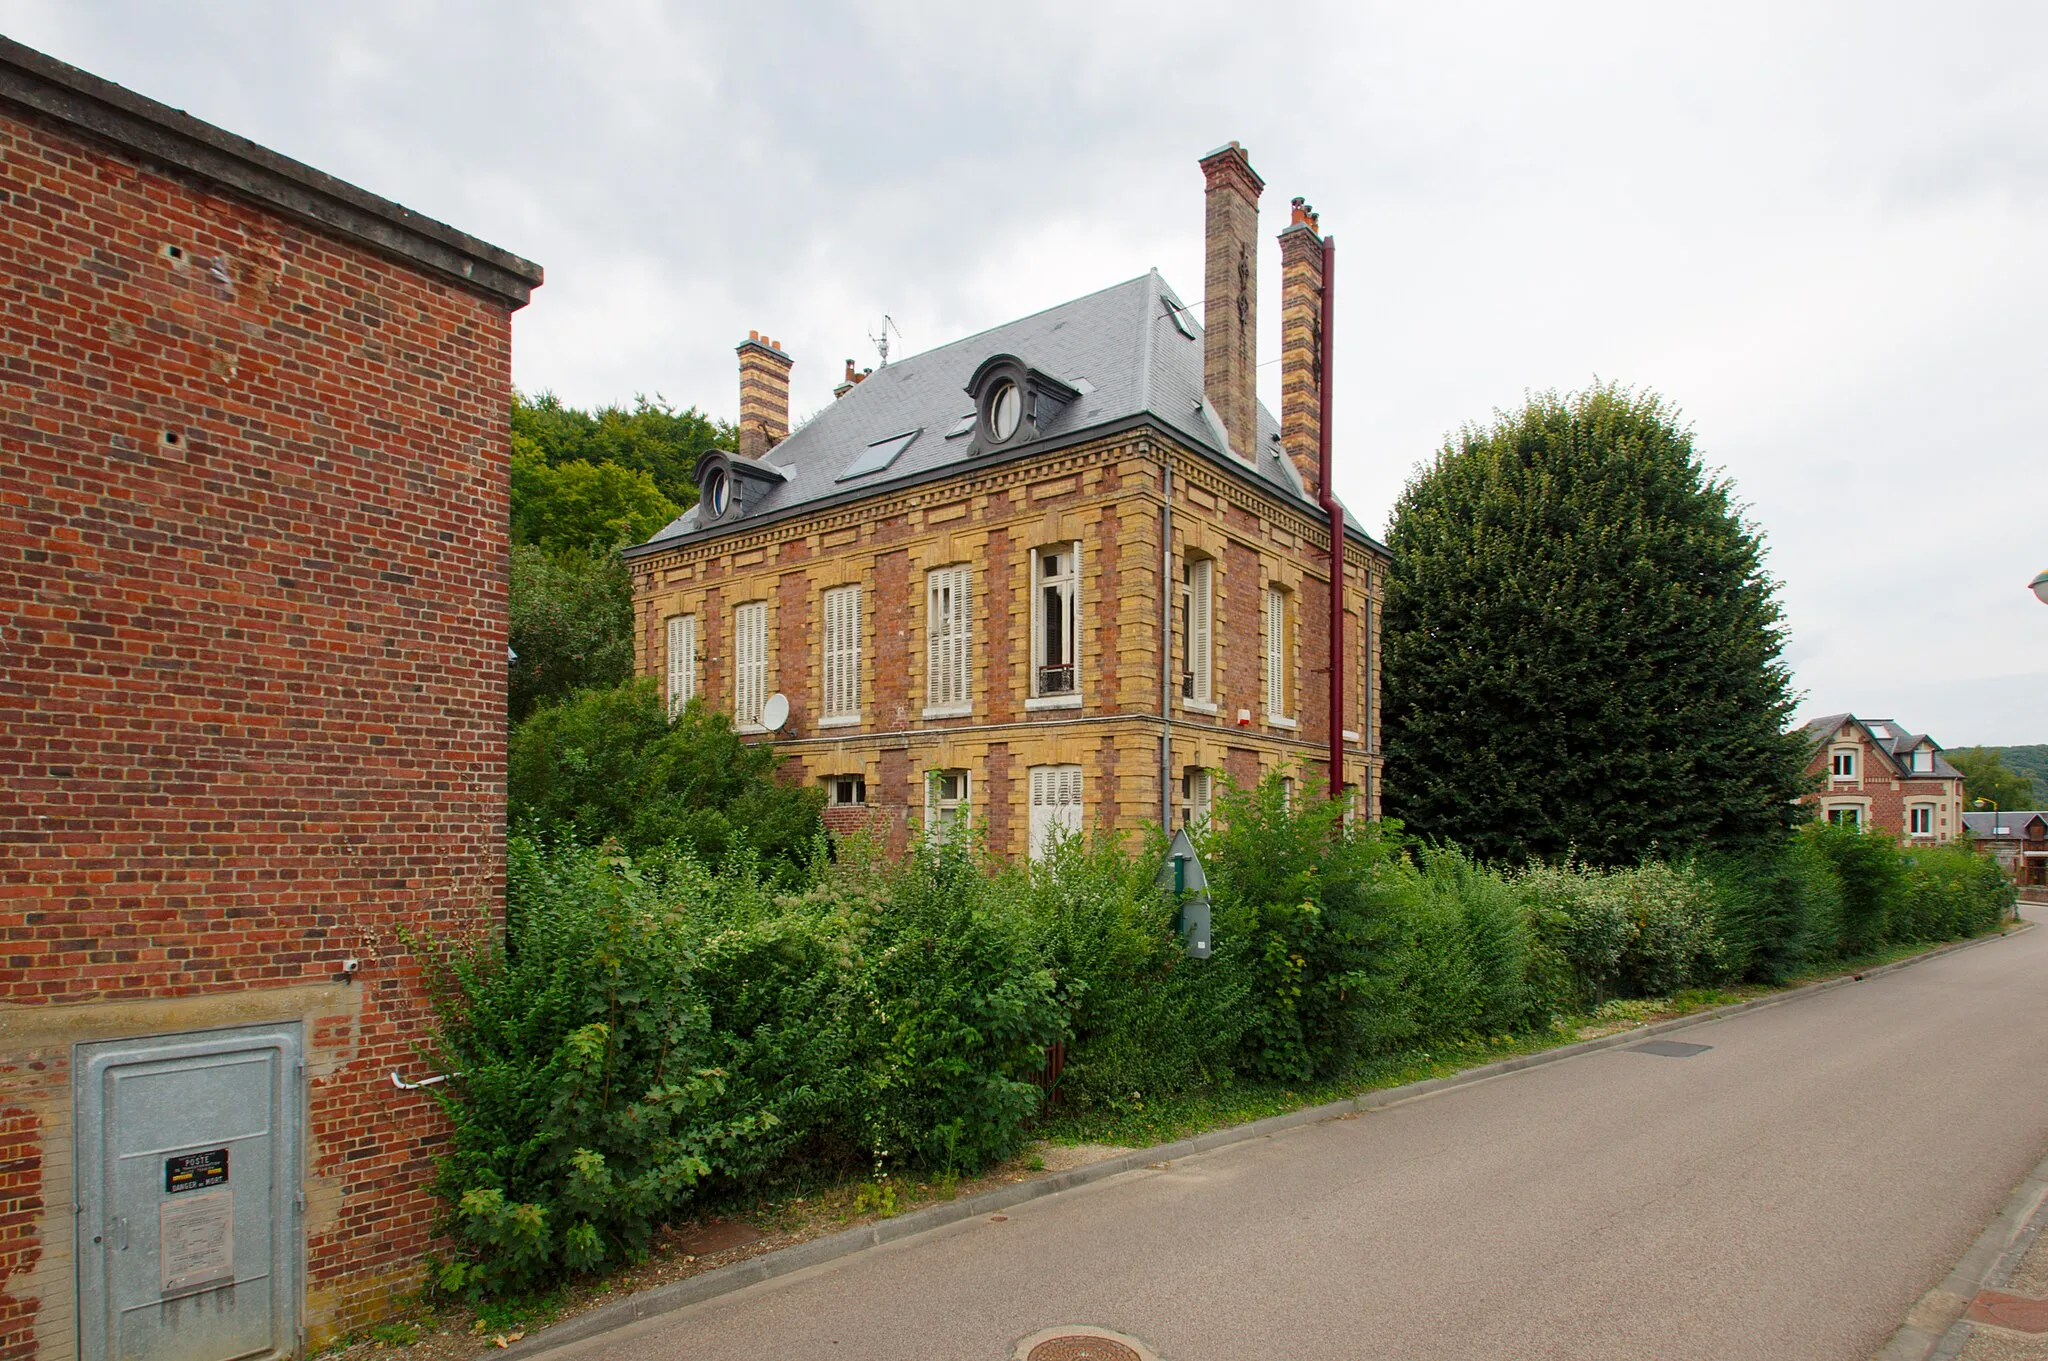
(1265, 586), (1286, 718)
(927, 566), (971, 708)
(1189, 558), (1212, 703)
(1028, 763), (1083, 860)
(823, 585), (860, 719)
(734, 602), (766, 726)
(666, 615), (696, 717)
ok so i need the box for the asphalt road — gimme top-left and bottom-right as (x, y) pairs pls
(547, 914), (2048, 1361)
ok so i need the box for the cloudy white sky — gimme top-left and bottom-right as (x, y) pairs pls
(6, 2), (2043, 743)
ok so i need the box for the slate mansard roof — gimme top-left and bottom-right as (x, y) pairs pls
(624, 271), (1380, 558)
(1801, 713), (1963, 780)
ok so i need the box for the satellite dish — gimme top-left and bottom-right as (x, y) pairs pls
(760, 692), (790, 732)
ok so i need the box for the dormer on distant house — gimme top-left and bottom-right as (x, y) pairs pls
(1799, 713), (1967, 841)
(624, 143), (1389, 859)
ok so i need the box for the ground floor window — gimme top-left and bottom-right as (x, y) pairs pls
(1909, 804), (1933, 836)
(828, 774), (866, 806)
(1028, 764), (1083, 859)
(1827, 806), (1861, 829)
(926, 769), (970, 845)
(1179, 766), (1213, 830)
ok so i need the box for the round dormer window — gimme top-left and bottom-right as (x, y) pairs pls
(987, 380), (1021, 442)
(704, 467), (731, 518)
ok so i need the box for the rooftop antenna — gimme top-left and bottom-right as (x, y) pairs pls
(868, 314), (903, 367)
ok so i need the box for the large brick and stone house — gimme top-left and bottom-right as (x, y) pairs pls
(0, 39), (538, 1361)
(1799, 714), (1968, 842)
(625, 145), (1388, 859)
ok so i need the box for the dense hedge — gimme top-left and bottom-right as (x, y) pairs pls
(419, 778), (2015, 1296)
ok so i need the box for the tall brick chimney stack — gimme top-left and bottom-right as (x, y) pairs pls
(736, 331), (793, 460)
(1199, 141), (1264, 464)
(1278, 196), (1325, 498)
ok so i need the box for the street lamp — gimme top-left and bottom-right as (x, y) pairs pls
(2032, 569), (2048, 606)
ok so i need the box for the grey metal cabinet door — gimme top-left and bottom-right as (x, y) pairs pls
(75, 1023), (302, 1361)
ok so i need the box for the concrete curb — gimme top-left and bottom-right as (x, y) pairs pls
(1880, 1145), (2048, 1360)
(509, 921), (2033, 1360)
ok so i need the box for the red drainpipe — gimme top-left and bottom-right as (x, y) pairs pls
(1319, 236), (1343, 799)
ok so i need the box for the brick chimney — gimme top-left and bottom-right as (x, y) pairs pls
(1199, 141), (1265, 465)
(1278, 197), (1325, 497)
(736, 331), (793, 460)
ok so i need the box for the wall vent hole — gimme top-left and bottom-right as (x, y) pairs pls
(162, 243), (186, 262)
(160, 430), (182, 448)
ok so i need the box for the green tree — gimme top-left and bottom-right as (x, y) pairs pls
(508, 680), (824, 880)
(1948, 746), (2039, 814)
(508, 544), (635, 724)
(1382, 383), (1807, 866)
(511, 440), (677, 553)
(513, 391), (729, 510)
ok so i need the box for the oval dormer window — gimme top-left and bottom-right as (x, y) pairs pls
(704, 467), (731, 518)
(988, 380), (1021, 443)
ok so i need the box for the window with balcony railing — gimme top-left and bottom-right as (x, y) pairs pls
(1031, 542), (1080, 704)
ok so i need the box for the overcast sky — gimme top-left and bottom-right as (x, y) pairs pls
(6, 1), (2043, 744)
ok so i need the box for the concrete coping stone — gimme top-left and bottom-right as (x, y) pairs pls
(0, 35), (542, 308)
(512, 921), (2033, 1360)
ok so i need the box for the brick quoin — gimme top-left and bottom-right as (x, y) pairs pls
(0, 40), (539, 1357)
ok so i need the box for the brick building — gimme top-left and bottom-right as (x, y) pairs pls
(1799, 714), (1968, 842)
(625, 144), (1388, 858)
(0, 39), (538, 1361)
(1961, 811), (2048, 889)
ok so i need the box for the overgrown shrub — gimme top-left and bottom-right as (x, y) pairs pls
(1009, 830), (1252, 1108)
(1205, 774), (1417, 1081)
(1895, 843), (2014, 942)
(508, 681), (824, 880)
(1519, 859), (1722, 1003)
(1801, 821), (1904, 956)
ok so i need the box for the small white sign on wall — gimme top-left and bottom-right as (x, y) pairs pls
(159, 1190), (234, 1295)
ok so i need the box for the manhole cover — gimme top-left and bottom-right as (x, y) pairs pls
(1629, 1039), (1711, 1057)
(1012, 1326), (1156, 1361)
(1026, 1339), (1141, 1361)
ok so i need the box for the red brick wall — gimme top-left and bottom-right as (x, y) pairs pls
(0, 104), (514, 1343)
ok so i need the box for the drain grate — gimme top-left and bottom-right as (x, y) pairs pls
(1026, 1339), (1141, 1361)
(1629, 1039), (1712, 1058)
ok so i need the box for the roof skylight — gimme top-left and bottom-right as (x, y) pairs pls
(838, 428), (920, 481)
(1162, 294), (1196, 338)
(944, 412), (976, 439)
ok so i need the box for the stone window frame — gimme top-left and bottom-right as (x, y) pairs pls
(1265, 582), (1296, 728)
(925, 767), (971, 845)
(923, 564), (974, 718)
(1181, 554), (1216, 713)
(665, 613), (697, 718)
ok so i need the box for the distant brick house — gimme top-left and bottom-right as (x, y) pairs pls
(624, 144), (1388, 860)
(0, 38), (538, 1361)
(1799, 714), (1967, 841)
(1961, 810), (2048, 889)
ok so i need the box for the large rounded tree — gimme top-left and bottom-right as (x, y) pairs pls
(1382, 383), (1806, 866)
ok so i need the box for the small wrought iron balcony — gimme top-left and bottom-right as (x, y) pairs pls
(1037, 663), (1076, 696)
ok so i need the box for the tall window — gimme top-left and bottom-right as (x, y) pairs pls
(926, 769), (970, 845)
(1179, 766), (1213, 830)
(733, 601), (767, 729)
(665, 614), (697, 718)
(1182, 556), (1213, 706)
(1910, 804), (1933, 836)
(926, 565), (973, 712)
(1032, 544), (1080, 699)
(1028, 764), (1084, 859)
(822, 584), (862, 723)
(1831, 749), (1856, 779)
(1265, 584), (1292, 722)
